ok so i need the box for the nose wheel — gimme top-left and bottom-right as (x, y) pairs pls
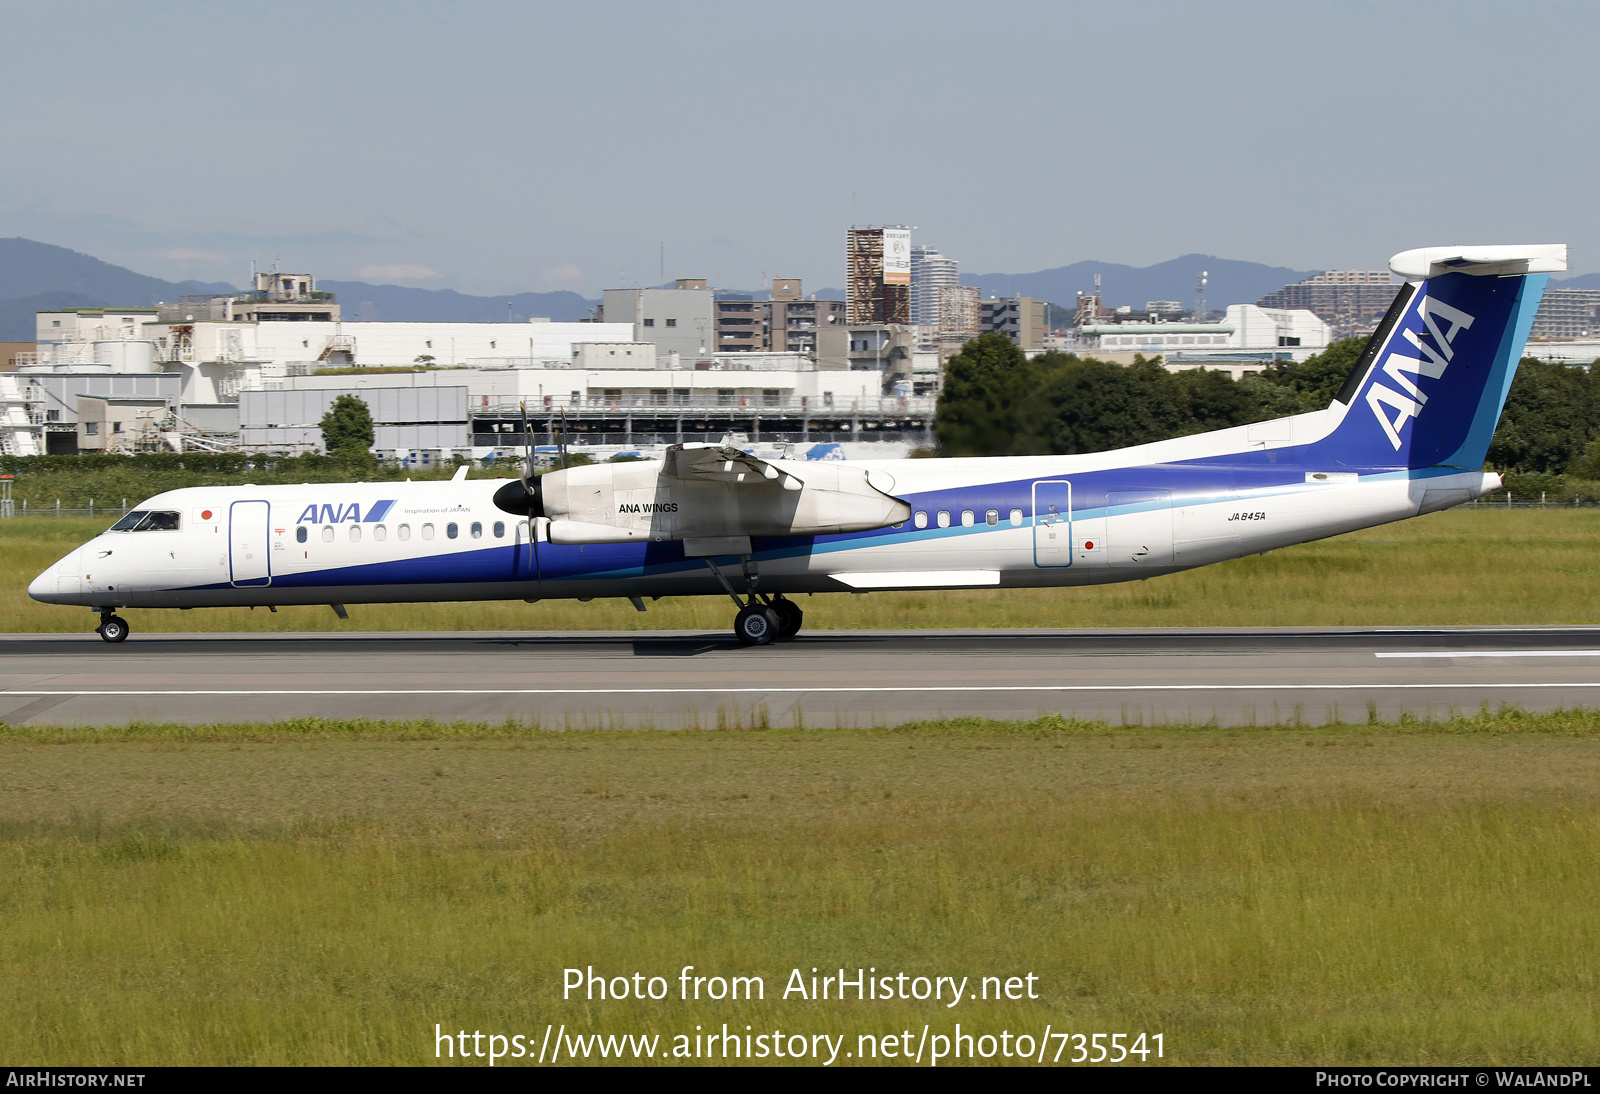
(97, 614), (129, 643)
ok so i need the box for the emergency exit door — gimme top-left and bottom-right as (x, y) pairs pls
(229, 500), (271, 587)
(1032, 480), (1072, 567)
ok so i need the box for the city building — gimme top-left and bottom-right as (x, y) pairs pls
(936, 285), (980, 360)
(1256, 270), (1397, 337)
(847, 227), (911, 325)
(600, 280), (715, 362)
(32, 301), (635, 405)
(26, 266), (931, 459)
(239, 357), (926, 458)
(1, 342), (38, 371)
(714, 280), (846, 355)
(911, 245), (958, 327)
(1080, 304), (1331, 362)
(1529, 288), (1600, 340)
(980, 296), (1047, 351)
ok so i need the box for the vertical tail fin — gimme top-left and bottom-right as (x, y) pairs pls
(1311, 245), (1565, 469)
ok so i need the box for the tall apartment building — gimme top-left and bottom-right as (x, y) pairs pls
(936, 285), (981, 359)
(713, 280), (846, 355)
(847, 227), (912, 325)
(911, 245), (958, 327)
(1256, 270), (1398, 337)
(1530, 288), (1600, 340)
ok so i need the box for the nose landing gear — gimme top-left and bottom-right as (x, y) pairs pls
(703, 556), (804, 647)
(97, 613), (129, 643)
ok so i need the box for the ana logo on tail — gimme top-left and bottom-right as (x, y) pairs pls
(1365, 296), (1475, 449)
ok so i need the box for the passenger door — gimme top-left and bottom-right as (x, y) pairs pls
(1031, 480), (1072, 567)
(229, 500), (272, 587)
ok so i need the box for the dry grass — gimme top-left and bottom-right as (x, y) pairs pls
(3, 714), (1600, 1065)
(5, 506), (1600, 633)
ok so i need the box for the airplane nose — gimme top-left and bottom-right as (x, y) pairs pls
(28, 564), (60, 604)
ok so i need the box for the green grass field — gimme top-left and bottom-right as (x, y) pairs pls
(5, 505), (1600, 633)
(4, 711), (1600, 1066)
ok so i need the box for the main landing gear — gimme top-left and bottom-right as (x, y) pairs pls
(703, 556), (803, 647)
(97, 613), (129, 643)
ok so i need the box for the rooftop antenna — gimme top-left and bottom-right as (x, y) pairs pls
(1194, 270), (1208, 320)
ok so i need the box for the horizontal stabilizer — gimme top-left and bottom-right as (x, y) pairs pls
(1389, 244), (1566, 279)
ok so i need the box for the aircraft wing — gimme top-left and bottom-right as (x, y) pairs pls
(661, 443), (791, 486)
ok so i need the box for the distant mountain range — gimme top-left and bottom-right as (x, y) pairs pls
(963, 255), (1321, 312)
(319, 281), (595, 324)
(0, 238), (231, 308)
(0, 238), (599, 338)
(4, 236), (1596, 343)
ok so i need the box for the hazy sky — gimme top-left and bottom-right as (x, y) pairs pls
(3, 0), (1594, 295)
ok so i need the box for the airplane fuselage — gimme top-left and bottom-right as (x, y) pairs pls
(28, 435), (1497, 612)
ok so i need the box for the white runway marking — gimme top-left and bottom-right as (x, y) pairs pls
(5, 682), (1600, 697)
(1376, 650), (1600, 659)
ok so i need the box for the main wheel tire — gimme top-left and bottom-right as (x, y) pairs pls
(770, 597), (803, 639)
(98, 615), (129, 643)
(734, 604), (780, 647)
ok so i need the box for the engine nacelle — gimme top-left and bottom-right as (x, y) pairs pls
(536, 458), (910, 545)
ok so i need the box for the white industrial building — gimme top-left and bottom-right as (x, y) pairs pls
(19, 273), (938, 458)
(1081, 303), (1331, 362)
(31, 306), (637, 404)
(238, 361), (902, 456)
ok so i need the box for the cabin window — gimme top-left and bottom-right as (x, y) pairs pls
(398, 524), (411, 541)
(1009, 508), (1023, 526)
(937, 510), (950, 528)
(421, 523), (435, 540)
(470, 522), (483, 539)
(348, 525), (362, 543)
(446, 522), (459, 539)
(914, 511), (927, 529)
(296, 526), (307, 543)
(322, 525), (335, 543)
(961, 510), (975, 527)
(986, 509), (999, 526)
(493, 521), (505, 538)
(373, 524), (387, 542)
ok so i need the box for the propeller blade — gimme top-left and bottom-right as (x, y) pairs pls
(520, 401), (533, 484)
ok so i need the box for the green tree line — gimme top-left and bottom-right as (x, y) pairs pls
(936, 331), (1600, 477)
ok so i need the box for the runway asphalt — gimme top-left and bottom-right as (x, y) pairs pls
(5, 626), (1600, 728)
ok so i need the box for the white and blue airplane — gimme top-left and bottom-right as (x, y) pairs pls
(29, 244), (1565, 646)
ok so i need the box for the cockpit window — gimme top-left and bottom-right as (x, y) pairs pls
(110, 510), (180, 532)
